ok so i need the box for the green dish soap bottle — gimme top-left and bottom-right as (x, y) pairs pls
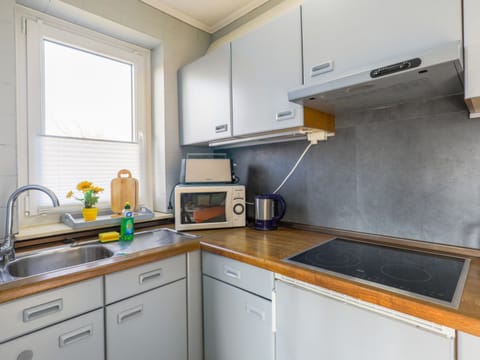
(120, 202), (134, 242)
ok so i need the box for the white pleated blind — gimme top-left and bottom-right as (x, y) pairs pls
(32, 136), (142, 209)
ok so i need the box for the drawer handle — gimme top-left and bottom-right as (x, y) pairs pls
(276, 110), (295, 121)
(139, 268), (162, 284)
(118, 305), (144, 324)
(215, 124), (228, 133)
(223, 265), (241, 279)
(311, 60), (334, 77)
(246, 304), (266, 320)
(59, 325), (93, 347)
(23, 298), (63, 322)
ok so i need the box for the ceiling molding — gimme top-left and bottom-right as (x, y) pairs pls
(140, 0), (269, 33)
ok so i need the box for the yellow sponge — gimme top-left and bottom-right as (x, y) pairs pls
(99, 231), (120, 242)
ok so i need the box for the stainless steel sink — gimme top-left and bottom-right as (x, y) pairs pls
(5, 244), (114, 278)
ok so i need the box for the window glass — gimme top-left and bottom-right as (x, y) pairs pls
(43, 40), (134, 142)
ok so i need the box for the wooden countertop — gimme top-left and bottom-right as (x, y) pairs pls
(1, 225), (480, 337)
(198, 226), (480, 337)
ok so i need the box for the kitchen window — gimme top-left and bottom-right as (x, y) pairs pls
(16, 9), (152, 229)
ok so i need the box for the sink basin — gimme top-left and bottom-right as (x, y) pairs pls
(6, 244), (114, 278)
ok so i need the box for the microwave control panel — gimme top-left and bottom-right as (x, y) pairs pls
(232, 187), (246, 226)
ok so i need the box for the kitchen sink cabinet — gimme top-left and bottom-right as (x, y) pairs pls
(231, 7), (303, 137)
(301, 0), (462, 87)
(202, 252), (274, 360)
(464, 0), (480, 118)
(179, 44), (232, 145)
(275, 276), (456, 360)
(1, 309), (104, 360)
(104, 255), (188, 360)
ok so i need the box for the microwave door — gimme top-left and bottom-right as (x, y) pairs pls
(180, 192), (227, 224)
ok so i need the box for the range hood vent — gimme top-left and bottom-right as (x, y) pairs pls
(288, 41), (464, 114)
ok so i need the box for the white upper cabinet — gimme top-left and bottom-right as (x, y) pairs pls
(302, 0), (463, 86)
(232, 7), (303, 136)
(464, 0), (480, 118)
(179, 44), (232, 145)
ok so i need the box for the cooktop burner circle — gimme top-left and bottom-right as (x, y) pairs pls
(380, 263), (432, 283)
(305, 251), (360, 269)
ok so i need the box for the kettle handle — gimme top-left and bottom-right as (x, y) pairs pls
(272, 194), (286, 226)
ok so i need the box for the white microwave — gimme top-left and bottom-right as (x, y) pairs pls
(174, 184), (246, 231)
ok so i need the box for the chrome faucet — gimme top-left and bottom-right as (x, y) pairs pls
(0, 185), (60, 265)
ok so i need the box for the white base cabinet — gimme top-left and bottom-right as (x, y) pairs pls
(202, 252), (274, 360)
(1, 309), (104, 360)
(275, 277), (455, 360)
(106, 278), (187, 360)
(203, 276), (273, 360)
(458, 331), (480, 360)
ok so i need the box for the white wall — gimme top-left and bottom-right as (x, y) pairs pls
(0, 0), (18, 237)
(0, 0), (210, 236)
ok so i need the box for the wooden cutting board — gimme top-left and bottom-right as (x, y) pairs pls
(111, 169), (139, 213)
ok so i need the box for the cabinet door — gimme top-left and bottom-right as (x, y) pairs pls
(275, 280), (455, 360)
(106, 278), (187, 360)
(302, 0), (462, 86)
(232, 7), (303, 136)
(203, 275), (273, 360)
(464, 0), (480, 117)
(458, 331), (480, 360)
(1, 309), (104, 360)
(179, 44), (232, 145)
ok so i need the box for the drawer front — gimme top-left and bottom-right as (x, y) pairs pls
(105, 254), (186, 304)
(0, 277), (103, 343)
(202, 252), (273, 299)
(1, 309), (104, 360)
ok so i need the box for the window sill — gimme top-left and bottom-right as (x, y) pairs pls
(16, 212), (173, 241)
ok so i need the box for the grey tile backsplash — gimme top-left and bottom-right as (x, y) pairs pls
(225, 95), (480, 249)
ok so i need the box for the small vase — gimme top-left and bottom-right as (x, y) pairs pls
(82, 207), (98, 222)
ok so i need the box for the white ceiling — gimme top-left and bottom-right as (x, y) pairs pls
(140, 0), (270, 33)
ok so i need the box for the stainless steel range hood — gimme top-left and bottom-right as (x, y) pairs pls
(288, 41), (464, 114)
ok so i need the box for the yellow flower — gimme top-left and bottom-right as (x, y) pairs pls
(70, 180), (103, 208)
(92, 186), (104, 193)
(77, 181), (92, 192)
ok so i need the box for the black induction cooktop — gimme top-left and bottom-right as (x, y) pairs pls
(285, 238), (470, 308)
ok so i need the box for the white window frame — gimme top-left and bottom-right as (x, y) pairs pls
(16, 7), (153, 229)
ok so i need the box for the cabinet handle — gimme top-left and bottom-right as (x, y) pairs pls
(223, 265), (241, 279)
(276, 110), (295, 121)
(23, 298), (63, 322)
(58, 325), (93, 347)
(246, 304), (266, 320)
(311, 60), (334, 77)
(139, 268), (162, 284)
(117, 305), (144, 324)
(215, 124), (228, 133)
